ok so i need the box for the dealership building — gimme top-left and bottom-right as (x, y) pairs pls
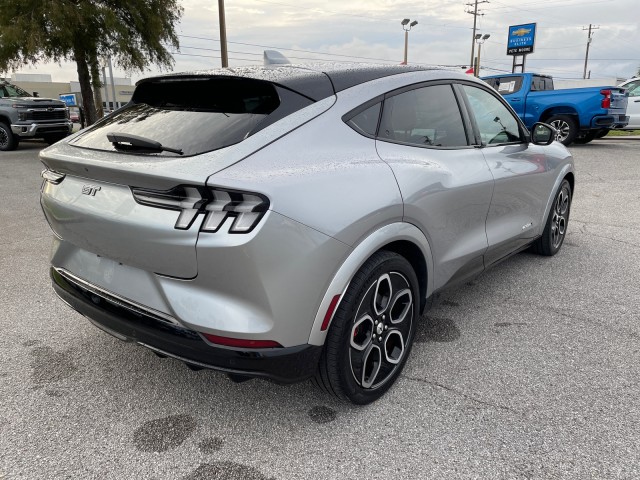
(2, 73), (134, 109)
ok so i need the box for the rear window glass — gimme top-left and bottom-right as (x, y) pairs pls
(70, 77), (286, 156)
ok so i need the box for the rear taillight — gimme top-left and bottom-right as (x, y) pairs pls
(200, 333), (282, 349)
(131, 185), (269, 233)
(41, 169), (66, 185)
(600, 89), (611, 109)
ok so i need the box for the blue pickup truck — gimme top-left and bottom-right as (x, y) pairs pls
(482, 73), (628, 145)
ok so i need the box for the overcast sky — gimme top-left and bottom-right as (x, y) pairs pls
(9, 0), (640, 83)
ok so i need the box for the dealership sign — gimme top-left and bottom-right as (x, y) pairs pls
(59, 93), (77, 107)
(507, 23), (536, 55)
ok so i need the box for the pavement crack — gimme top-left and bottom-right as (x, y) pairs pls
(401, 375), (522, 415)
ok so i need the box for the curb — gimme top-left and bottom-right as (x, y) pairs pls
(599, 136), (640, 141)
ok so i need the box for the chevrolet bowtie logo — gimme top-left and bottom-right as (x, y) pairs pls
(512, 28), (532, 36)
(81, 185), (101, 196)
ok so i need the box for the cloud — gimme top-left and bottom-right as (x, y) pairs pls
(6, 0), (639, 83)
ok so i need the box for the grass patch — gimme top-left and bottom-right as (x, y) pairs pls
(607, 129), (640, 136)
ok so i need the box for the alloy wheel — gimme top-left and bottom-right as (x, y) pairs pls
(550, 119), (570, 143)
(349, 271), (413, 390)
(551, 183), (570, 248)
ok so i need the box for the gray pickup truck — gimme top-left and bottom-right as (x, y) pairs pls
(0, 81), (73, 151)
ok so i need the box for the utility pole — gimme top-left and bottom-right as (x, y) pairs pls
(466, 0), (489, 71)
(583, 24), (599, 79)
(218, 0), (229, 68)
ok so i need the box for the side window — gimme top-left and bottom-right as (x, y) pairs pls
(346, 102), (381, 136)
(545, 77), (554, 90)
(378, 84), (468, 148)
(625, 81), (640, 97)
(462, 85), (523, 145)
(531, 76), (552, 91)
(492, 77), (523, 94)
(531, 77), (542, 91)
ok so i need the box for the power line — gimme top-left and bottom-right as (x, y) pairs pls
(177, 34), (400, 63)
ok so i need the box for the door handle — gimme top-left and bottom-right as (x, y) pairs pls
(510, 98), (521, 102)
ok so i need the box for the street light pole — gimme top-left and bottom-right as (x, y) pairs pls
(475, 33), (490, 77)
(404, 29), (409, 65)
(218, 0), (229, 68)
(401, 19), (418, 65)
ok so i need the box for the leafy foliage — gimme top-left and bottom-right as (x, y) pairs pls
(0, 0), (183, 124)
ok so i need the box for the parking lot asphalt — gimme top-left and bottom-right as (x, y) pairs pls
(1, 138), (639, 479)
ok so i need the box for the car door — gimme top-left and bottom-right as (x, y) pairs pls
(373, 82), (495, 291)
(622, 80), (640, 129)
(458, 83), (558, 266)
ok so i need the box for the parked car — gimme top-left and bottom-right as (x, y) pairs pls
(482, 73), (628, 145)
(40, 63), (574, 404)
(69, 108), (80, 123)
(618, 77), (640, 130)
(0, 81), (72, 150)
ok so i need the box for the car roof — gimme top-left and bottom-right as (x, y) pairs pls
(137, 63), (438, 102)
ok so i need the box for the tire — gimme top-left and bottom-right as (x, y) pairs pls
(573, 130), (598, 144)
(547, 115), (578, 146)
(531, 179), (572, 256)
(0, 122), (19, 151)
(314, 251), (419, 404)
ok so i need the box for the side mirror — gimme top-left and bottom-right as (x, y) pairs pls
(33, 91), (39, 97)
(531, 122), (555, 145)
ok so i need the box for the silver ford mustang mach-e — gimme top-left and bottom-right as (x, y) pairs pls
(40, 63), (574, 404)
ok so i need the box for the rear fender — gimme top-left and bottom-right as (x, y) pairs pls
(540, 164), (575, 229)
(308, 222), (434, 346)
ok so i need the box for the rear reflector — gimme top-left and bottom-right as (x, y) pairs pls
(321, 294), (342, 331)
(201, 333), (282, 349)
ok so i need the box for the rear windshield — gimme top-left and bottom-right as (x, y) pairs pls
(70, 76), (310, 156)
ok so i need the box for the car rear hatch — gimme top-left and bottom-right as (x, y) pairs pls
(40, 71), (335, 278)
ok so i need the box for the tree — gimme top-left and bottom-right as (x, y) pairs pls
(0, 0), (182, 125)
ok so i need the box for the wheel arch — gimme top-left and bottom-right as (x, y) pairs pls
(382, 240), (428, 314)
(564, 171), (575, 195)
(539, 167), (575, 231)
(540, 107), (579, 123)
(308, 222), (434, 346)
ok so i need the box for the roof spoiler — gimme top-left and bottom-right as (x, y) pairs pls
(264, 50), (291, 66)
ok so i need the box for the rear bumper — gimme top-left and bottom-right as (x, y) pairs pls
(590, 114), (629, 129)
(51, 267), (322, 384)
(11, 121), (72, 137)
